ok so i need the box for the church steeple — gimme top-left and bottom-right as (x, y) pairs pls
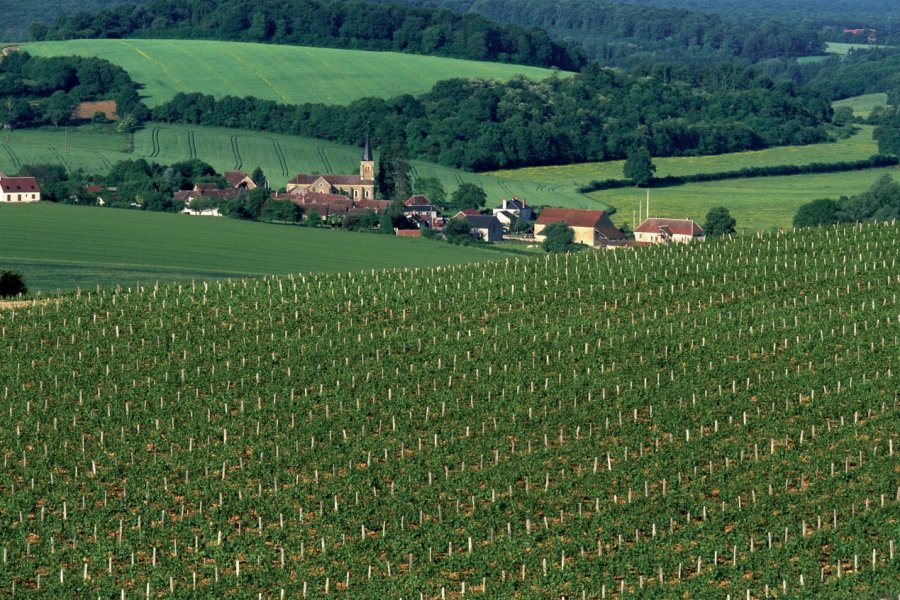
(360, 135), (374, 181)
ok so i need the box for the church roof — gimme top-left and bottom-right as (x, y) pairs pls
(362, 136), (373, 162)
(288, 174), (367, 186)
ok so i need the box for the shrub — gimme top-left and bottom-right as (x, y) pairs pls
(0, 271), (28, 298)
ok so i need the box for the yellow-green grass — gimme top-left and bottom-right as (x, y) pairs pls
(0, 203), (528, 292)
(0, 123), (595, 207)
(825, 42), (892, 55)
(594, 167), (898, 233)
(490, 126), (878, 187)
(833, 93), (888, 117)
(23, 39), (570, 107)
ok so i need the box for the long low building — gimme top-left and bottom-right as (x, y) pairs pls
(0, 173), (41, 203)
(534, 207), (625, 246)
(634, 218), (705, 244)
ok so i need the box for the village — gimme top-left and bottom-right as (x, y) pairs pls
(0, 142), (707, 248)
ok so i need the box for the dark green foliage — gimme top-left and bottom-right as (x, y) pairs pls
(793, 175), (900, 227)
(793, 198), (844, 228)
(541, 221), (576, 253)
(442, 218), (471, 244)
(450, 183), (487, 211)
(873, 108), (900, 156)
(33, 0), (585, 70)
(342, 210), (380, 231)
(376, 139), (413, 201)
(261, 199), (303, 223)
(306, 209), (323, 227)
(152, 63), (831, 171)
(623, 147), (656, 186)
(0, 271), (28, 298)
(0, 51), (145, 129)
(413, 177), (446, 207)
(370, 0), (826, 65)
(251, 167), (267, 189)
(703, 207), (736, 236)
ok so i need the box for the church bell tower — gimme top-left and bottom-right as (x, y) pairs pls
(360, 136), (374, 182)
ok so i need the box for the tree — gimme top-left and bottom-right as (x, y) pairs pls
(443, 218), (471, 244)
(623, 146), (656, 186)
(541, 221), (576, 253)
(42, 91), (77, 127)
(873, 111), (900, 156)
(793, 198), (842, 228)
(450, 183), (487, 210)
(0, 271), (27, 298)
(307, 209), (322, 227)
(262, 199), (303, 223)
(246, 187), (270, 220)
(376, 138), (412, 201)
(413, 176), (446, 207)
(703, 206), (736, 236)
(251, 166), (267, 189)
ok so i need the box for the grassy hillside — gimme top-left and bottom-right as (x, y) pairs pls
(0, 123), (594, 207)
(23, 39), (568, 107)
(832, 94), (888, 117)
(0, 203), (527, 292)
(1, 222), (897, 597)
(594, 167), (898, 233)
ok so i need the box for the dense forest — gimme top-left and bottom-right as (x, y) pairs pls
(150, 63), (832, 171)
(0, 52), (145, 129)
(370, 0), (825, 65)
(29, 0), (586, 71)
(2, 0), (149, 42)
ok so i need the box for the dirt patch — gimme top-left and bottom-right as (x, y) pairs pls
(74, 100), (119, 121)
(0, 299), (56, 311)
(1, 46), (20, 59)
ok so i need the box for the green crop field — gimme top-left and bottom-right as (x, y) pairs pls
(825, 41), (893, 55)
(592, 166), (898, 233)
(0, 123), (592, 207)
(490, 126), (879, 187)
(0, 203), (530, 292)
(1, 222), (897, 598)
(23, 39), (569, 107)
(833, 94), (889, 117)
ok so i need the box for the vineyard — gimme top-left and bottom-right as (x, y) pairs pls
(0, 222), (898, 598)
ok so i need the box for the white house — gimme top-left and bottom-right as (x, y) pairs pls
(0, 173), (41, 203)
(492, 198), (534, 224)
(634, 218), (705, 244)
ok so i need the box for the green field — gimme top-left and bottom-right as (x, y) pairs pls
(824, 41), (893, 55)
(490, 126), (879, 186)
(593, 166), (898, 233)
(833, 93), (889, 117)
(0, 123), (593, 207)
(23, 39), (568, 107)
(0, 203), (528, 292)
(1, 223), (897, 598)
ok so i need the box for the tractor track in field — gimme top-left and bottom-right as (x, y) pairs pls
(316, 147), (333, 173)
(497, 180), (514, 196)
(272, 141), (288, 177)
(148, 127), (160, 158)
(50, 149), (71, 172)
(187, 131), (197, 159)
(230, 136), (242, 170)
(93, 151), (113, 170)
(3, 145), (21, 169)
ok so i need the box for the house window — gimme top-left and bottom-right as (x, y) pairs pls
(365, 189), (369, 198)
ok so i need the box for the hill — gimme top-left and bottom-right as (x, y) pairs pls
(0, 203), (535, 292)
(0, 123), (596, 208)
(1, 222), (897, 597)
(23, 40), (570, 108)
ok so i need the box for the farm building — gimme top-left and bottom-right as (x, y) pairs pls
(402, 195), (439, 228)
(286, 139), (375, 200)
(492, 198), (534, 223)
(223, 171), (257, 189)
(0, 173), (41, 203)
(534, 207), (625, 247)
(452, 208), (481, 219)
(634, 218), (705, 244)
(464, 214), (504, 242)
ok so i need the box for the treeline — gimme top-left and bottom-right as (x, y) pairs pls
(578, 155), (899, 193)
(0, 51), (146, 129)
(2, 0), (148, 42)
(29, 0), (586, 71)
(794, 174), (900, 227)
(774, 47), (900, 101)
(369, 0), (825, 65)
(150, 63), (832, 171)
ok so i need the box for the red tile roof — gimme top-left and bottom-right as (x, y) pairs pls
(0, 176), (41, 194)
(223, 171), (253, 188)
(635, 218), (704, 237)
(403, 195), (432, 206)
(288, 174), (366, 186)
(536, 207), (624, 239)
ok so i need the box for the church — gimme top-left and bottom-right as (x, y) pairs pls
(285, 138), (375, 200)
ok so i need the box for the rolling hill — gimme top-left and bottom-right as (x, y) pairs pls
(0, 202), (533, 292)
(22, 39), (569, 107)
